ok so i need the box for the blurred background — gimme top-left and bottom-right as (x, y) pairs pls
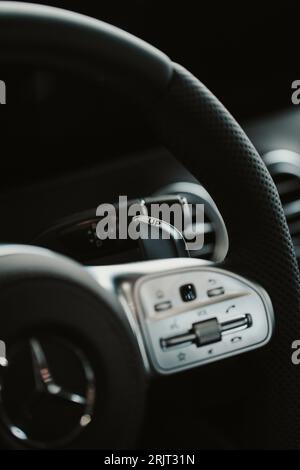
(9, 0), (294, 120)
(0, 1), (299, 183)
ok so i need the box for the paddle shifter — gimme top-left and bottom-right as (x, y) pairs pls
(132, 215), (190, 260)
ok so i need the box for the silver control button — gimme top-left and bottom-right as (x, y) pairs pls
(160, 314), (252, 350)
(154, 301), (172, 312)
(207, 287), (225, 297)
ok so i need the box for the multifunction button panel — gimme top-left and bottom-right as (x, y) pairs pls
(134, 268), (274, 374)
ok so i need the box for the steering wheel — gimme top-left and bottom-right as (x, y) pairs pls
(0, 2), (299, 450)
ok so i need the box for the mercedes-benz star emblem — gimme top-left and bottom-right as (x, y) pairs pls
(0, 336), (96, 448)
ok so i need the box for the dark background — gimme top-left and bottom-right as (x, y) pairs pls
(0, 1), (299, 185)
(10, 0), (296, 119)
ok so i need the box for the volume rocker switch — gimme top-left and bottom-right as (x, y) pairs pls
(193, 318), (221, 346)
(160, 314), (253, 350)
(161, 318), (221, 350)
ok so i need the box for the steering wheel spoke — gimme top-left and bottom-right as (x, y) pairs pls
(88, 258), (274, 375)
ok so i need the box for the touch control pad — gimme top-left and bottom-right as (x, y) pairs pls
(134, 268), (274, 374)
(180, 284), (197, 302)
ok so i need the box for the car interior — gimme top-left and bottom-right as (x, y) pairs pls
(0, 0), (300, 451)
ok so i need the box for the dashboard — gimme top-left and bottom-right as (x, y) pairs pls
(1, 107), (299, 271)
(0, 146), (227, 266)
(245, 108), (300, 266)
